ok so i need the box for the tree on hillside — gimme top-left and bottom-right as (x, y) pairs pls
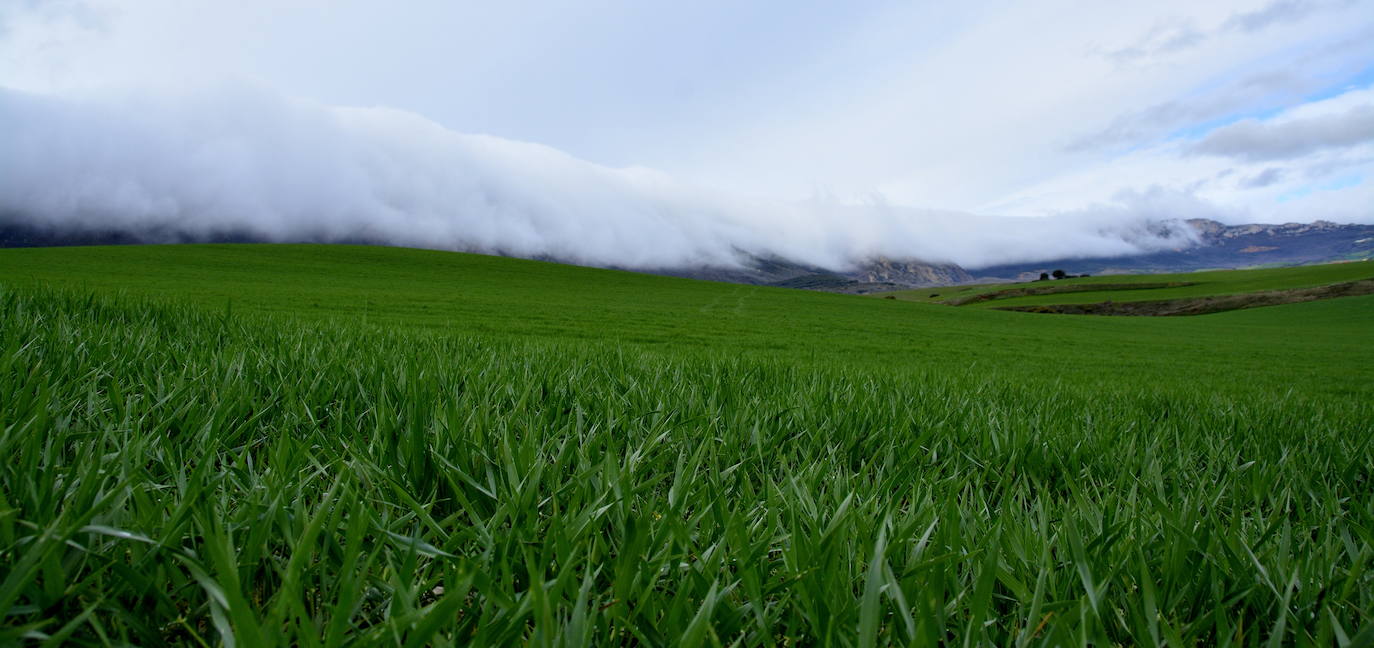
(1052, 269), (1066, 279)
(1038, 272), (1049, 281)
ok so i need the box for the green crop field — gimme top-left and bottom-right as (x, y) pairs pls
(2, 244), (1372, 646)
(887, 261), (1374, 310)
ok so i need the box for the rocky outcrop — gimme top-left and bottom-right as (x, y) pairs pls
(844, 257), (972, 286)
(1185, 218), (1350, 242)
(663, 254), (975, 291)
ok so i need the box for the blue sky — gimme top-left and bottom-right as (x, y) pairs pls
(0, 1), (1371, 269)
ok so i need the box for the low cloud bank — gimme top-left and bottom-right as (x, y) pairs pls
(0, 84), (1201, 270)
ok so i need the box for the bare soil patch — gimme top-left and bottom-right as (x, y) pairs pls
(944, 281), (1195, 306)
(996, 279), (1374, 316)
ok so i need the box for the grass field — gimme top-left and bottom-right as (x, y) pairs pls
(888, 261), (1374, 309)
(2, 244), (1372, 645)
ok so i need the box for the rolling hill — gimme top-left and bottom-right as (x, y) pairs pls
(1, 244), (1372, 645)
(2, 243), (1371, 394)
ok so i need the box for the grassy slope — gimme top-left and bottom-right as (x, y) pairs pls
(886, 261), (1374, 308)
(2, 244), (1371, 398)
(2, 244), (1373, 645)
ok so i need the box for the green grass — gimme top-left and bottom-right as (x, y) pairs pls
(886, 261), (1374, 309)
(2, 244), (1371, 398)
(2, 244), (1373, 645)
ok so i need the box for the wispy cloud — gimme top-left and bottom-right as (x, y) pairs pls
(1073, 9), (1374, 153)
(1238, 167), (1286, 187)
(1101, 0), (1355, 66)
(1188, 104), (1374, 161)
(1222, 0), (1338, 33)
(1102, 20), (1207, 65)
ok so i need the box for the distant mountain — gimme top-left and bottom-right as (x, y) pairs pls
(661, 219), (1374, 290)
(968, 219), (1374, 282)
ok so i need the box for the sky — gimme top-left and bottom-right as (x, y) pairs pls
(0, 0), (1371, 270)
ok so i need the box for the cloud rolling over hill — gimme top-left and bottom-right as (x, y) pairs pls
(0, 85), (1203, 272)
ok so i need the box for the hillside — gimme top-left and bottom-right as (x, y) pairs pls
(2, 244), (1371, 394)
(889, 261), (1374, 311)
(2, 244), (1372, 645)
(0, 219), (972, 292)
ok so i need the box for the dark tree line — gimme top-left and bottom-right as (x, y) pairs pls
(1036, 269), (1090, 281)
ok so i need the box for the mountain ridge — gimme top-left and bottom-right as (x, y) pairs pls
(967, 218), (1374, 284)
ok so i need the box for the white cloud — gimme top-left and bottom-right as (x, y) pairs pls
(1189, 104), (1374, 161)
(0, 84), (1202, 270)
(0, 0), (1371, 264)
(1222, 0), (1346, 33)
(1238, 167), (1286, 188)
(986, 87), (1374, 224)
